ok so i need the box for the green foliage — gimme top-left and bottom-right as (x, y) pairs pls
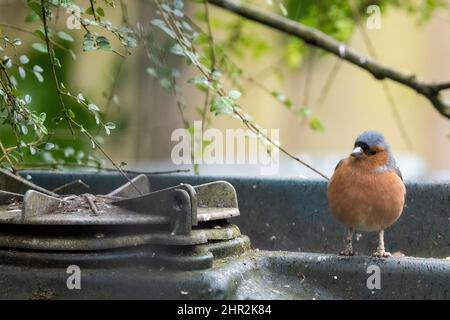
(284, 0), (448, 68)
(0, 0), (135, 171)
(0, 0), (447, 173)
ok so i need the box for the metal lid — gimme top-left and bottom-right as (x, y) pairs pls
(0, 173), (241, 251)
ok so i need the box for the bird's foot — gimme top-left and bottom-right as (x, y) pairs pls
(339, 249), (355, 256)
(372, 250), (391, 258)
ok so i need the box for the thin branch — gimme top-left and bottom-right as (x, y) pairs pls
(0, 168), (59, 197)
(14, 162), (191, 175)
(207, 0), (450, 119)
(0, 23), (75, 54)
(41, 0), (74, 134)
(431, 82), (450, 91)
(102, 58), (125, 119)
(155, 0), (330, 181)
(101, 0), (130, 119)
(302, 49), (316, 107)
(348, 1), (414, 151)
(84, 194), (100, 215)
(120, 0), (130, 25)
(316, 57), (343, 108)
(0, 140), (15, 171)
(201, 0), (216, 135)
(52, 180), (90, 193)
(0, 190), (24, 198)
(89, 0), (99, 22)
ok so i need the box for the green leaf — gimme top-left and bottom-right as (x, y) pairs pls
(171, 43), (185, 57)
(211, 96), (234, 116)
(57, 31), (74, 42)
(27, 1), (43, 19)
(105, 122), (116, 130)
(188, 76), (210, 89)
(228, 90), (242, 100)
(32, 43), (48, 53)
(88, 104), (100, 112)
(309, 117), (325, 132)
(25, 13), (39, 23)
(104, 122), (116, 135)
(33, 29), (46, 41)
(96, 36), (111, 50)
(67, 109), (76, 119)
(96, 7), (105, 17)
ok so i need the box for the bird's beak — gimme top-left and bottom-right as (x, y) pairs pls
(351, 146), (364, 158)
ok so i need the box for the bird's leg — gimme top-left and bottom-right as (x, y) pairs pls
(373, 230), (391, 258)
(340, 227), (355, 256)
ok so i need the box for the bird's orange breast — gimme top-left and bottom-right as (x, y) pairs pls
(327, 158), (406, 232)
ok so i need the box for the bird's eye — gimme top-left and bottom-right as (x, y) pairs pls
(368, 149), (377, 156)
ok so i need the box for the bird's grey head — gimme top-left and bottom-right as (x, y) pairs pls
(355, 131), (389, 151)
(351, 131), (392, 159)
(350, 131), (400, 176)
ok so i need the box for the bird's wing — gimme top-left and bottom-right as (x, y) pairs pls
(335, 160), (344, 172)
(394, 165), (403, 181)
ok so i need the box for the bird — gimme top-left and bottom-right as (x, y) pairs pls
(327, 131), (406, 257)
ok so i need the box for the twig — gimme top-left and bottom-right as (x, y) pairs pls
(316, 57), (343, 108)
(41, 0), (74, 134)
(70, 119), (143, 194)
(52, 180), (90, 193)
(0, 190), (24, 198)
(0, 23), (75, 54)
(207, 0), (450, 119)
(84, 194), (100, 215)
(0, 140), (15, 172)
(101, 60), (124, 127)
(89, 0), (99, 22)
(302, 49), (316, 107)
(201, 0), (216, 135)
(99, 0), (130, 122)
(120, 0), (130, 25)
(348, 1), (414, 151)
(431, 82), (450, 91)
(0, 168), (59, 197)
(14, 162), (191, 175)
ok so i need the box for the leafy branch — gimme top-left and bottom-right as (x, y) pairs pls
(153, 0), (330, 180)
(36, 0), (139, 191)
(207, 0), (450, 119)
(41, 0), (74, 134)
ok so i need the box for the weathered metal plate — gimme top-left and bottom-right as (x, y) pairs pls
(197, 207), (240, 222)
(112, 184), (198, 226)
(107, 174), (150, 198)
(22, 190), (62, 218)
(0, 205), (171, 225)
(0, 224), (241, 251)
(195, 181), (238, 208)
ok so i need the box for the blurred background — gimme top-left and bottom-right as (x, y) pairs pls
(1, 0), (449, 180)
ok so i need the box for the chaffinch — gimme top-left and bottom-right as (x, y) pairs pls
(327, 131), (406, 257)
